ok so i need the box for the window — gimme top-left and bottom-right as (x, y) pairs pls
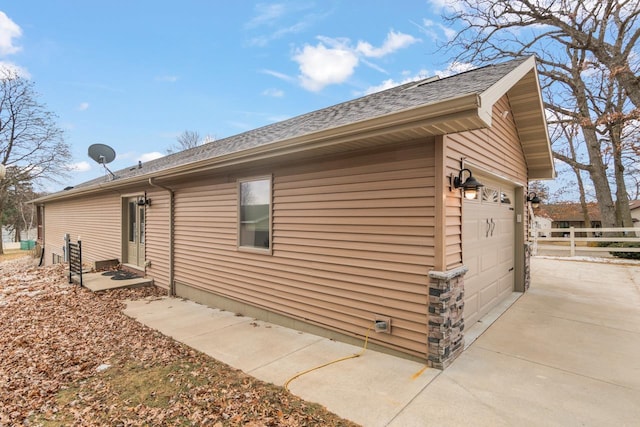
(238, 177), (271, 251)
(128, 201), (136, 242)
(482, 187), (499, 203)
(500, 191), (512, 205)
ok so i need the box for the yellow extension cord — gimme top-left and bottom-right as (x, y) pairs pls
(284, 323), (374, 391)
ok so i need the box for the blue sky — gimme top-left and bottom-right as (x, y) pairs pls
(1, 1), (465, 191)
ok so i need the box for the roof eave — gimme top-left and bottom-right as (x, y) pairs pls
(35, 93), (484, 204)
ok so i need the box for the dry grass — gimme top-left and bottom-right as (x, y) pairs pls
(0, 257), (358, 426)
(0, 249), (31, 263)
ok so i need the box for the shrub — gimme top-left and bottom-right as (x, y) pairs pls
(605, 242), (640, 260)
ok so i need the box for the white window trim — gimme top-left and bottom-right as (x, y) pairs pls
(237, 175), (273, 255)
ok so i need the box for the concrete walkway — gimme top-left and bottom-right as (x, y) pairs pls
(81, 271), (153, 292)
(123, 258), (640, 426)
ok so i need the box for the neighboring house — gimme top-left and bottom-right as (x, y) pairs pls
(541, 202), (602, 236)
(531, 215), (553, 237)
(32, 56), (554, 369)
(630, 200), (640, 227)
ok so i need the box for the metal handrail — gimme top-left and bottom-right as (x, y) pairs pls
(68, 240), (83, 287)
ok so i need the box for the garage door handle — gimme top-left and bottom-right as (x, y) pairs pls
(490, 218), (496, 237)
(486, 219), (491, 237)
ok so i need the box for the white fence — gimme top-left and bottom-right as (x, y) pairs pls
(531, 227), (640, 257)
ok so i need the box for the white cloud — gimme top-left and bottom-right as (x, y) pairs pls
(363, 79), (401, 94)
(249, 22), (307, 47)
(261, 69), (295, 83)
(363, 71), (430, 95)
(0, 12), (22, 56)
(440, 24), (457, 41)
(69, 161), (91, 172)
(244, 3), (312, 46)
(245, 3), (286, 29)
(137, 151), (164, 162)
(293, 39), (359, 92)
(155, 75), (179, 82)
(359, 62), (471, 95)
(262, 88), (284, 97)
(0, 61), (30, 78)
(356, 30), (419, 58)
(78, 102), (89, 111)
(426, 0), (466, 13)
(267, 114), (290, 123)
(419, 18), (457, 41)
(360, 58), (388, 74)
(293, 30), (419, 92)
(433, 61), (474, 77)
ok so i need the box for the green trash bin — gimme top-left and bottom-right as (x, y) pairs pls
(20, 240), (35, 250)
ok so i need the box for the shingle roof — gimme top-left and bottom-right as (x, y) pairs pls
(539, 202), (602, 222)
(71, 57), (528, 190)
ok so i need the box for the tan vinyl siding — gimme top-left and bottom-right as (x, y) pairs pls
(43, 193), (121, 266)
(173, 141), (436, 358)
(444, 95), (528, 269)
(145, 189), (171, 289)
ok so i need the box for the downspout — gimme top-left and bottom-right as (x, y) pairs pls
(149, 178), (176, 297)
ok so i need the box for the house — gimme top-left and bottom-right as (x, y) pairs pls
(630, 200), (640, 227)
(541, 202), (602, 236)
(531, 215), (553, 237)
(33, 56), (554, 369)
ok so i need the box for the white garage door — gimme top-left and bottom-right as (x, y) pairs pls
(462, 172), (516, 327)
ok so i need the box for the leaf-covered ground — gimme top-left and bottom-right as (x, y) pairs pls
(0, 257), (358, 426)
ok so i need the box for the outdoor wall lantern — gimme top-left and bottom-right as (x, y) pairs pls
(137, 195), (151, 206)
(527, 192), (541, 208)
(451, 168), (484, 200)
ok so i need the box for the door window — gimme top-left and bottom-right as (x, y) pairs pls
(128, 202), (136, 242)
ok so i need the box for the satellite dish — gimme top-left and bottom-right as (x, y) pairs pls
(88, 143), (116, 165)
(88, 143), (117, 180)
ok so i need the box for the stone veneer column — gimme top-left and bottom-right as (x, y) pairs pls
(427, 266), (468, 369)
(524, 243), (532, 291)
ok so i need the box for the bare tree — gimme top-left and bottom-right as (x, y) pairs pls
(592, 65), (637, 227)
(442, 0), (640, 109)
(439, 0), (639, 228)
(542, 47), (619, 228)
(0, 69), (70, 254)
(2, 181), (38, 242)
(623, 126), (640, 199)
(548, 113), (595, 231)
(167, 130), (201, 154)
(528, 180), (549, 201)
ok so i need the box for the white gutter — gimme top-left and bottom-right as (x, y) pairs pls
(148, 178), (176, 296)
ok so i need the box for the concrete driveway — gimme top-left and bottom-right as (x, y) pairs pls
(124, 257), (640, 426)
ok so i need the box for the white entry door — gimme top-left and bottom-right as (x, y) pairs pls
(462, 172), (516, 327)
(125, 197), (145, 267)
